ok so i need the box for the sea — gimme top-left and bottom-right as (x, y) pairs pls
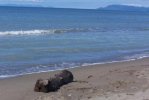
(0, 6), (149, 78)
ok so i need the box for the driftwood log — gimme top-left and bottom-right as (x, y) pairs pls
(34, 70), (73, 93)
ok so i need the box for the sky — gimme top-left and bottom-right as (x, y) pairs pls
(0, 0), (149, 9)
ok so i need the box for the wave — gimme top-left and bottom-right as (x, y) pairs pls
(0, 28), (95, 35)
(123, 53), (149, 60)
(0, 63), (81, 79)
(1, 53), (149, 79)
(0, 27), (146, 36)
(0, 30), (50, 35)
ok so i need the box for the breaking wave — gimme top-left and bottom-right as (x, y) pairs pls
(0, 28), (96, 35)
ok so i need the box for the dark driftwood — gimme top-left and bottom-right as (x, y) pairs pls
(34, 70), (73, 93)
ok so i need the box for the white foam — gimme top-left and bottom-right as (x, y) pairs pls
(124, 53), (149, 60)
(81, 59), (136, 67)
(0, 28), (93, 35)
(0, 30), (53, 35)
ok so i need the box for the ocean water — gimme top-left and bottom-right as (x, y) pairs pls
(0, 6), (149, 78)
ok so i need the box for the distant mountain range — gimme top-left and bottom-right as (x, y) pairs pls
(99, 5), (149, 12)
(0, 4), (149, 12)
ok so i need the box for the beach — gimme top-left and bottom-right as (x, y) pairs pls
(0, 5), (149, 100)
(0, 58), (149, 100)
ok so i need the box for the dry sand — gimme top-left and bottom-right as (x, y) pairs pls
(1, 58), (149, 100)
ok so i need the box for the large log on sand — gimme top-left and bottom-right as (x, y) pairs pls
(34, 70), (73, 93)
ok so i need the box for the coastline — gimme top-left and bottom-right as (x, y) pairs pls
(1, 58), (149, 100)
(1, 55), (148, 80)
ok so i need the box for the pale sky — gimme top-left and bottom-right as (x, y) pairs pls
(0, 0), (149, 9)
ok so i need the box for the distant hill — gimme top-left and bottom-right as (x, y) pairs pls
(99, 5), (149, 12)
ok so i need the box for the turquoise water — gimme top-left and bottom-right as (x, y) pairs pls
(0, 6), (149, 78)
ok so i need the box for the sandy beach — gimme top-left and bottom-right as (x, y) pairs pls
(1, 58), (149, 100)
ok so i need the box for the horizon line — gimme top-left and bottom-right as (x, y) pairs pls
(0, 4), (149, 10)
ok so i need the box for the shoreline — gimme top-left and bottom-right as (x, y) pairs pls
(1, 56), (149, 80)
(1, 58), (149, 100)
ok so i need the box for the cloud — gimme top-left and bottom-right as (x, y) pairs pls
(19, 0), (43, 2)
(2, 0), (44, 2)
